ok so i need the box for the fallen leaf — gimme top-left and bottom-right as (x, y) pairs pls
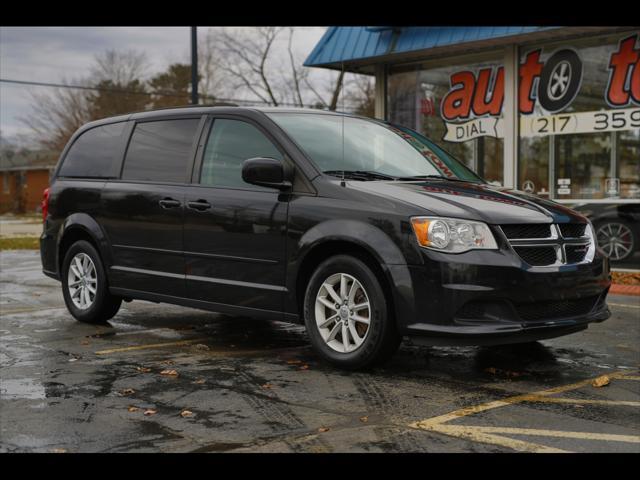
(160, 360), (175, 366)
(127, 406), (140, 412)
(143, 409), (157, 416)
(50, 448), (67, 453)
(359, 416), (368, 423)
(119, 388), (135, 396)
(261, 383), (273, 389)
(573, 404), (585, 409)
(180, 410), (194, 418)
(136, 366), (151, 373)
(299, 364), (310, 370)
(592, 375), (610, 388)
(193, 379), (205, 384)
(318, 427), (330, 433)
(160, 369), (179, 377)
(193, 344), (209, 351)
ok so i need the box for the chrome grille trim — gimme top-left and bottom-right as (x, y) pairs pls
(501, 223), (594, 266)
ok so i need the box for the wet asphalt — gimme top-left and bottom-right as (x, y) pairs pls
(1, 250), (639, 453)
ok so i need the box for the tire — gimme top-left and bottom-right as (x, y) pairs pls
(594, 219), (636, 262)
(61, 240), (122, 324)
(303, 255), (401, 370)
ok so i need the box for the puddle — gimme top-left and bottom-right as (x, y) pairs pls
(1, 378), (46, 400)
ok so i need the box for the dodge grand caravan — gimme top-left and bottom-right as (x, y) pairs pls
(40, 106), (611, 369)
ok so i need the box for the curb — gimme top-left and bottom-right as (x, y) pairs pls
(610, 284), (640, 296)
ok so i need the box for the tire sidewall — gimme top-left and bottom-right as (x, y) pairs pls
(303, 255), (391, 368)
(61, 240), (111, 323)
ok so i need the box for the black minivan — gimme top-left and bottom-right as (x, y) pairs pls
(40, 106), (611, 369)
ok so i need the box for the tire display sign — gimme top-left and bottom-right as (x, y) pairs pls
(440, 34), (640, 143)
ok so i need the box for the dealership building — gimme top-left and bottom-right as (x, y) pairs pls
(305, 26), (639, 266)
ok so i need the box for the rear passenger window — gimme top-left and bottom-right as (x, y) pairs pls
(122, 119), (200, 183)
(200, 119), (282, 189)
(58, 122), (125, 178)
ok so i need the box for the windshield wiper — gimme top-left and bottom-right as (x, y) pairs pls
(323, 170), (399, 181)
(397, 174), (477, 183)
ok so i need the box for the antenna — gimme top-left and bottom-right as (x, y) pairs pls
(340, 61), (346, 188)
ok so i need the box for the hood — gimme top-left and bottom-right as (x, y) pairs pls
(349, 179), (587, 224)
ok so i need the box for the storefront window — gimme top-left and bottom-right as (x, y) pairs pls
(388, 54), (505, 185)
(518, 32), (640, 200)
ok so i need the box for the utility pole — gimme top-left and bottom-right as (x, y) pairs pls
(191, 26), (198, 105)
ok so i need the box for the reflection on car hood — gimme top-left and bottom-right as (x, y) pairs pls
(349, 179), (587, 224)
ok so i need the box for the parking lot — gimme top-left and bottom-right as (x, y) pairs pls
(1, 249), (639, 453)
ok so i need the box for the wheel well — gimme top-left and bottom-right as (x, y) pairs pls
(296, 240), (396, 320)
(58, 227), (101, 274)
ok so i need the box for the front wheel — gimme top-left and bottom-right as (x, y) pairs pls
(61, 240), (121, 324)
(303, 255), (401, 370)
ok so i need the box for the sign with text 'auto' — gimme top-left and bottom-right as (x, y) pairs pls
(441, 34), (640, 142)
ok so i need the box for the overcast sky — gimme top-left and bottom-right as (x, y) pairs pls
(0, 26), (328, 143)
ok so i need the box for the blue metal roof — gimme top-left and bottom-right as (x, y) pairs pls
(304, 26), (558, 68)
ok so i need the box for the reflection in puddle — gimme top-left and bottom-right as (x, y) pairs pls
(1, 378), (46, 400)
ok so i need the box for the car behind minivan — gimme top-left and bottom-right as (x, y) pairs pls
(40, 106), (611, 369)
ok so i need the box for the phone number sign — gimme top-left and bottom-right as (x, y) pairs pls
(443, 107), (640, 142)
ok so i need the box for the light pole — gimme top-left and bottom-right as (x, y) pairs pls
(191, 26), (198, 105)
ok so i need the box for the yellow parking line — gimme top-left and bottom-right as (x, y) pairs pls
(424, 424), (567, 453)
(468, 426), (640, 443)
(410, 370), (640, 452)
(520, 395), (640, 407)
(411, 371), (631, 430)
(95, 338), (210, 355)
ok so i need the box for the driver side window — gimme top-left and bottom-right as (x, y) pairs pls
(200, 118), (282, 189)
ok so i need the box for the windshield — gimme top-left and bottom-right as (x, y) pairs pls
(267, 112), (484, 183)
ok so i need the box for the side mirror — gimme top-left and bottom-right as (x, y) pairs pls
(242, 157), (292, 190)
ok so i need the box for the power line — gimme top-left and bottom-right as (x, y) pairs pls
(0, 77), (361, 109)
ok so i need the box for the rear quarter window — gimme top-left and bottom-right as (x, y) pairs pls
(58, 122), (126, 178)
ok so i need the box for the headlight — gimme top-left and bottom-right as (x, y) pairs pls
(410, 216), (498, 253)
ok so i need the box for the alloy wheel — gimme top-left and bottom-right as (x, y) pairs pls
(315, 273), (371, 353)
(67, 252), (97, 310)
(596, 223), (634, 261)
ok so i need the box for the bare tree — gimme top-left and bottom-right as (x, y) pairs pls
(90, 49), (150, 85)
(214, 27), (283, 106)
(20, 79), (92, 153)
(198, 29), (232, 103)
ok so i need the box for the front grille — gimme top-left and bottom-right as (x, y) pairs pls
(566, 244), (589, 263)
(559, 223), (587, 238)
(501, 224), (552, 239)
(515, 296), (601, 322)
(502, 223), (592, 266)
(513, 246), (557, 266)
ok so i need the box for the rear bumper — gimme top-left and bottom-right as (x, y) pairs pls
(393, 247), (611, 346)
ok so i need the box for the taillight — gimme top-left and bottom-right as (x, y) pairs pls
(41, 187), (50, 222)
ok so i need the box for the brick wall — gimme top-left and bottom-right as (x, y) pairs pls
(0, 169), (52, 214)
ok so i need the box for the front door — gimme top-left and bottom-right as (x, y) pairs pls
(183, 117), (288, 314)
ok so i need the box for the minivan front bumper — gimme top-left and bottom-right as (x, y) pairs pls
(396, 247), (611, 346)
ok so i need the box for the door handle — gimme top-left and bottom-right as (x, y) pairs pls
(159, 198), (181, 209)
(187, 199), (212, 211)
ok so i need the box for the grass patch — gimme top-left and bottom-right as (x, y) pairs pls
(0, 236), (39, 250)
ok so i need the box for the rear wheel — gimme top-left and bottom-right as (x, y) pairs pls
(61, 240), (121, 324)
(303, 255), (400, 370)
